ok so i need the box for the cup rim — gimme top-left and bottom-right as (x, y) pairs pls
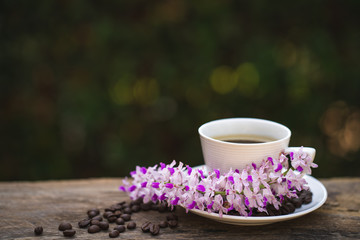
(198, 118), (291, 146)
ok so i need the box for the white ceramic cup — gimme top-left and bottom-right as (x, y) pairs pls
(198, 118), (316, 173)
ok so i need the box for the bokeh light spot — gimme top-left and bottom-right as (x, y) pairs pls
(235, 62), (260, 97)
(133, 78), (159, 105)
(110, 80), (133, 105)
(210, 66), (237, 94)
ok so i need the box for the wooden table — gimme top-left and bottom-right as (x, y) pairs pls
(0, 178), (359, 239)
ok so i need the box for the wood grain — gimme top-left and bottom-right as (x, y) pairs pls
(0, 178), (359, 240)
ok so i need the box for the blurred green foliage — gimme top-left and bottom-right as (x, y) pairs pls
(1, 0), (359, 180)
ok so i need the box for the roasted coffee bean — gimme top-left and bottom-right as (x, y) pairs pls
(140, 203), (151, 211)
(267, 208), (275, 216)
(98, 221), (109, 230)
(123, 207), (132, 214)
(109, 230), (120, 238)
(303, 191), (313, 204)
(114, 225), (126, 233)
(103, 211), (113, 219)
(107, 216), (117, 223)
(88, 210), (99, 218)
(116, 218), (125, 225)
(291, 198), (303, 208)
(131, 205), (140, 213)
(121, 214), (131, 221)
(168, 220), (178, 228)
(92, 215), (103, 221)
(166, 213), (178, 221)
(267, 205), (281, 216)
(104, 206), (116, 212)
(141, 221), (152, 232)
(78, 219), (91, 228)
(112, 205), (123, 211)
(87, 208), (100, 216)
(88, 225), (101, 233)
(114, 210), (122, 217)
(286, 202), (296, 213)
(58, 222), (72, 231)
(280, 205), (290, 215)
(122, 203), (131, 209)
(159, 221), (168, 228)
(34, 226), (43, 235)
(63, 229), (76, 237)
(127, 222), (136, 230)
(150, 224), (160, 235)
(91, 219), (100, 226)
(117, 201), (126, 205)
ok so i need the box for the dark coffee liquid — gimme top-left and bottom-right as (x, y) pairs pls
(223, 139), (265, 144)
(213, 134), (276, 144)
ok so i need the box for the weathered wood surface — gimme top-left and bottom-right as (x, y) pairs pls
(0, 178), (359, 240)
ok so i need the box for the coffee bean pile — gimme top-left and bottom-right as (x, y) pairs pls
(33, 197), (178, 237)
(140, 213), (178, 236)
(227, 189), (313, 216)
(33, 190), (312, 237)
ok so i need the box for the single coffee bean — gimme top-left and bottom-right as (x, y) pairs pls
(166, 213), (178, 221)
(103, 211), (113, 219)
(107, 215), (117, 223)
(114, 225), (126, 233)
(88, 225), (101, 234)
(267, 209), (275, 216)
(121, 214), (131, 221)
(141, 221), (152, 232)
(150, 224), (160, 235)
(280, 205), (290, 215)
(291, 198), (303, 208)
(99, 221), (109, 230)
(117, 201), (126, 205)
(104, 207), (114, 213)
(127, 222), (136, 230)
(123, 207), (132, 214)
(92, 215), (103, 221)
(88, 210), (99, 218)
(116, 218), (125, 225)
(78, 219), (91, 228)
(122, 203), (131, 209)
(114, 210), (122, 217)
(58, 222), (72, 231)
(131, 205), (140, 213)
(63, 229), (76, 237)
(34, 226), (43, 235)
(286, 202), (296, 213)
(159, 221), (168, 228)
(91, 219), (100, 226)
(109, 230), (120, 238)
(168, 220), (178, 228)
(87, 208), (100, 216)
(113, 205), (123, 211)
(303, 191), (312, 204)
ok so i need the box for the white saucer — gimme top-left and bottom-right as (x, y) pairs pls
(188, 165), (327, 226)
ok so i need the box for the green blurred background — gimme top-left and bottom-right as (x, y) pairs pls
(1, 0), (359, 181)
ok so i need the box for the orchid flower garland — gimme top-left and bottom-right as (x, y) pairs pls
(120, 147), (318, 217)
